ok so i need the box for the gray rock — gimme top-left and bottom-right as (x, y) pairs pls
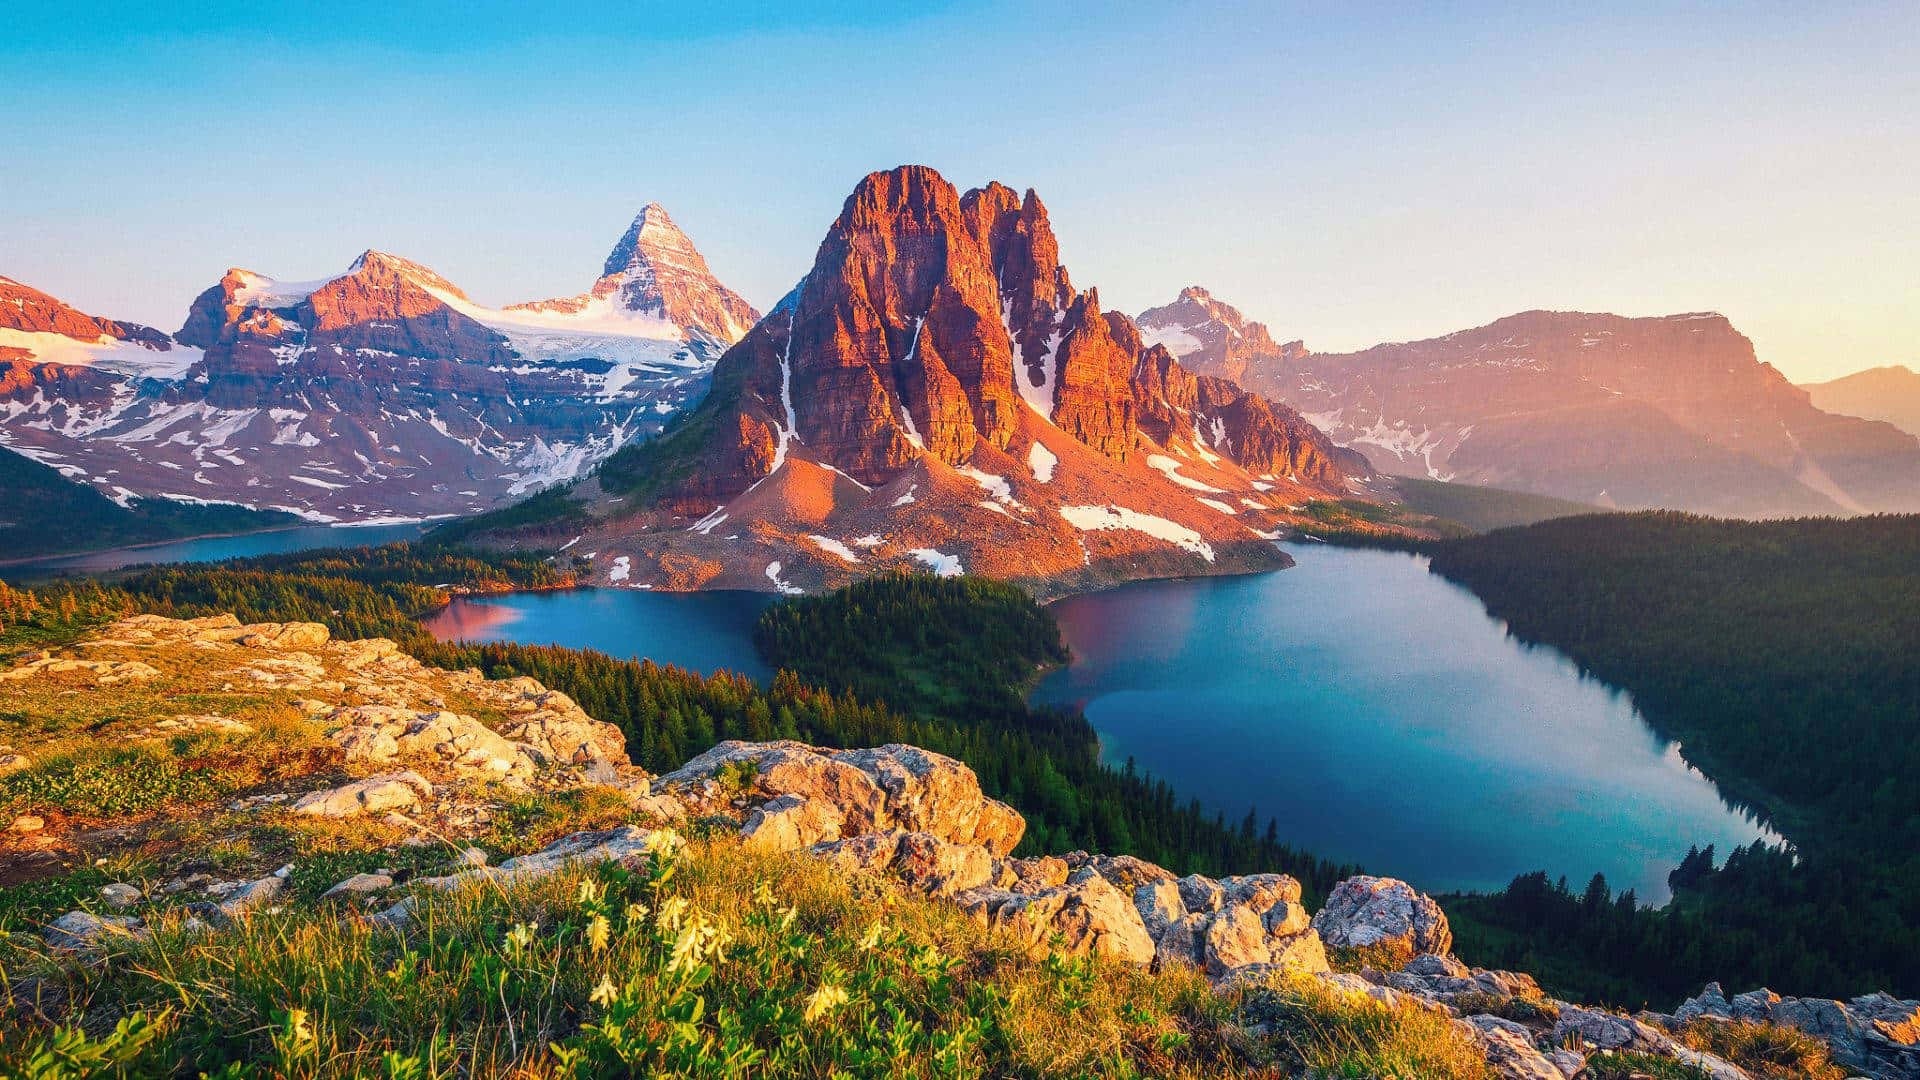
(1311, 874), (1453, 956)
(98, 882), (143, 909)
(292, 771), (432, 817)
(44, 910), (144, 949)
(320, 873), (394, 902)
(1460, 1014), (1564, 1080)
(217, 874), (285, 918)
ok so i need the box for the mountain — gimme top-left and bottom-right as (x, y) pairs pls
(0, 208), (756, 526)
(462, 166), (1359, 594)
(1137, 285), (1308, 386)
(1143, 295), (1920, 518)
(1802, 365), (1920, 439)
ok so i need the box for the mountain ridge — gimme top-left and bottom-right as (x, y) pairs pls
(1140, 292), (1920, 518)
(0, 208), (757, 527)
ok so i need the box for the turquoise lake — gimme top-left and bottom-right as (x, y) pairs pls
(1029, 544), (1777, 899)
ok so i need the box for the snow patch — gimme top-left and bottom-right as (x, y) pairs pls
(809, 535), (861, 563)
(1026, 441), (1058, 483)
(1147, 454), (1224, 493)
(908, 548), (963, 577)
(1058, 504), (1216, 562)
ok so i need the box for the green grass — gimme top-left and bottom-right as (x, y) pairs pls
(1676, 1017), (1847, 1080)
(0, 744), (235, 818)
(1578, 1050), (1712, 1079)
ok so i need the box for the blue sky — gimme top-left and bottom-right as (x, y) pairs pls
(4, 1), (1915, 380)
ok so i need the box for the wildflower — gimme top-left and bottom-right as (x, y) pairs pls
(625, 901), (649, 925)
(753, 878), (776, 907)
(656, 896), (689, 932)
(857, 922), (885, 951)
(285, 1008), (314, 1045)
(803, 983), (849, 1024)
(577, 879), (603, 905)
(644, 828), (683, 857)
(589, 974), (619, 1007)
(587, 914), (611, 952)
(505, 922), (536, 951)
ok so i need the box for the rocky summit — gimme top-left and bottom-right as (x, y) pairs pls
(6, 615), (1913, 1078)
(468, 166), (1361, 595)
(0, 208), (756, 523)
(1145, 290), (1920, 518)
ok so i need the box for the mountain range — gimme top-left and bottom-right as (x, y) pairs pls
(0, 204), (754, 524)
(459, 166), (1365, 594)
(1138, 289), (1920, 518)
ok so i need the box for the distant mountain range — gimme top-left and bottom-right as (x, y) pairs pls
(1138, 291), (1920, 518)
(458, 166), (1363, 594)
(1802, 365), (1920, 440)
(0, 204), (753, 524)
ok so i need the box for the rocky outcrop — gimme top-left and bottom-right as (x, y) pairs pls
(1311, 874), (1454, 957)
(0, 275), (173, 348)
(1673, 982), (1920, 1079)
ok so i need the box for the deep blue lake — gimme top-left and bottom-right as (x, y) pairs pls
(424, 588), (775, 681)
(2, 523), (430, 580)
(1030, 544), (1777, 899)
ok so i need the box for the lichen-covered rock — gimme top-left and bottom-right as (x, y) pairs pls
(661, 740), (1024, 857)
(809, 830), (995, 897)
(44, 910), (144, 949)
(99, 882), (143, 909)
(238, 622), (331, 650)
(292, 771), (433, 817)
(1458, 1015), (1564, 1080)
(1675, 982), (1920, 1078)
(741, 794), (845, 852)
(321, 873), (394, 903)
(1311, 875), (1452, 956)
(957, 871), (1155, 964)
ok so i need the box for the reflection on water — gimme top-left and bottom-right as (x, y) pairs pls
(1032, 544), (1779, 900)
(424, 588), (775, 680)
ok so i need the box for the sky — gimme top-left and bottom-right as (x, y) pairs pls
(3, 1), (1915, 382)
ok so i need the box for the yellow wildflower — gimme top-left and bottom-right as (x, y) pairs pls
(587, 914), (611, 952)
(589, 974), (619, 1007)
(803, 983), (849, 1024)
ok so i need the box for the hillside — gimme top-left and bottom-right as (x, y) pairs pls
(0, 445), (296, 561)
(1385, 477), (1601, 534)
(1802, 365), (1920, 438)
(3, 604), (1891, 1079)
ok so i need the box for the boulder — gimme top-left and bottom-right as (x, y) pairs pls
(0, 752), (29, 776)
(44, 910), (144, 949)
(320, 873), (394, 903)
(1459, 1014), (1565, 1080)
(98, 882), (143, 909)
(808, 830), (995, 897)
(1311, 875), (1452, 957)
(292, 771), (432, 817)
(741, 794), (845, 852)
(957, 871), (1155, 964)
(237, 622), (331, 650)
(217, 874), (286, 918)
(1551, 1005), (1669, 1053)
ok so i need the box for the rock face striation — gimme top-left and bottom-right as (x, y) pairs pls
(476, 166), (1357, 595)
(1143, 291), (1920, 518)
(0, 209), (756, 523)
